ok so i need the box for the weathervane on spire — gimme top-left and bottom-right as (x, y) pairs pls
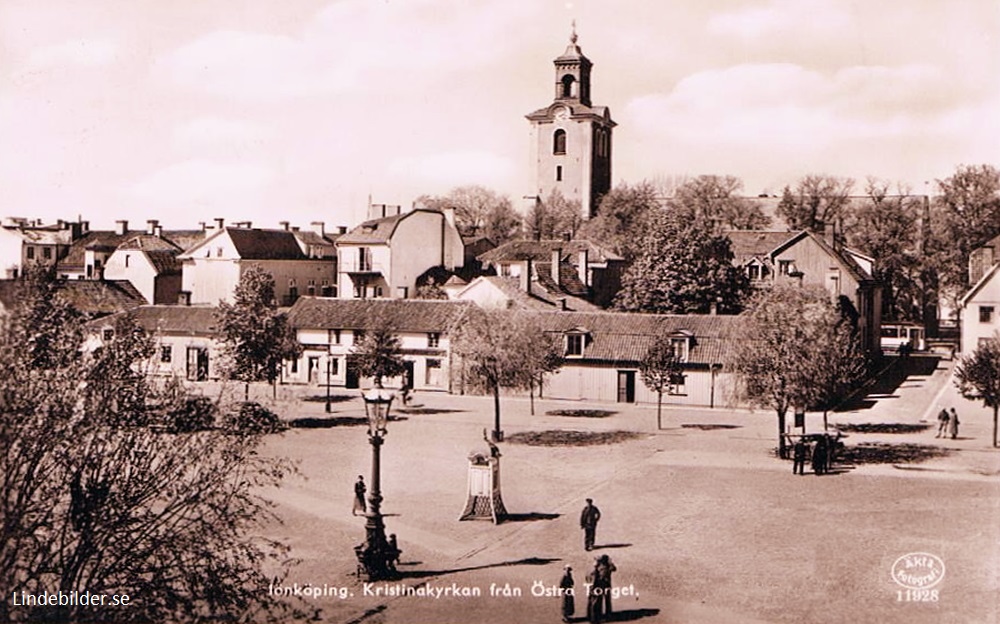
(570, 19), (578, 44)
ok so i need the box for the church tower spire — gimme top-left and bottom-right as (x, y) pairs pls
(525, 24), (615, 220)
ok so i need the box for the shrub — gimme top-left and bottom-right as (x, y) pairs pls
(166, 397), (218, 433)
(224, 402), (285, 435)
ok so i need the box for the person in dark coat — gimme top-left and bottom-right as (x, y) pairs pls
(596, 554), (617, 616)
(585, 559), (603, 623)
(353, 475), (367, 516)
(949, 408), (960, 439)
(811, 436), (828, 475)
(792, 436), (808, 475)
(580, 498), (601, 551)
(935, 408), (949, 438)
(559, 565), (575, 623)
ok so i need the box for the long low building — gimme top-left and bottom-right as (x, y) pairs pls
(531, 310), (742, 407)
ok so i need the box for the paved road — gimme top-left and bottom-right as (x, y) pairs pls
(259, 354), (1000, 623)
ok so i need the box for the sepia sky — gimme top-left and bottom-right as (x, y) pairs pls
(2, 0), (998, 229)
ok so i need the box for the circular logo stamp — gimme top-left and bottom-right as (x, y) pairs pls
(891, 552), (945, 589)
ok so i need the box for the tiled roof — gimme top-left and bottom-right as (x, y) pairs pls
(337, 214), (406, 244)
(465, 276), (601, 312)
(531, 310), (741, 365)
(726, 231), (797, 265)
(0, 279), (146, 318)
(226, 228), (307, 260)
(535, 261), (589, 298)
(117, 234), (181, 253)
(287, 297), (474, 332)
(478, 239), (622, 265)
(59, 229), (203, 270)
(94, 305), (219, 335)
(143, 249), (182, 275)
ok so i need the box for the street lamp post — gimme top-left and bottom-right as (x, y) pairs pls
(356, 388), (395, 580)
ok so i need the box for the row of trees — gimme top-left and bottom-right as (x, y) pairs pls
(0, 268), (300, 623)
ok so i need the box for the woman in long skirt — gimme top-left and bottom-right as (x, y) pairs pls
(560, 565), (575, 622)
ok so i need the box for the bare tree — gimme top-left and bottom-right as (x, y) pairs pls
(640, 333), (684, 429)
(417, 185), (522, 243)
(776, 175), (855, 232)
(669, 175), (770, 231)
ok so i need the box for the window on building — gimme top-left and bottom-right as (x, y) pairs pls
(289, 357), (298, 374)
(160, 345), (172, 363)
(124, 254), (130, 268)
(426, 358), (442, 386)
(670, 338), (689, 362)
(668, 372), (687, 395)
(747, 265), (760, 280)
(560, 74), (575, 98)
(980, 306), (995, 323)
(556, 165), (563, 181)
(778, 259), (794, 275)
(43, 247), (52, 260)
(103, 329), (114, 341)
(358, 247), (372, 272)
(330, 357), (339, 376)
(553, 129), (567, 155)
(428, 332), (441, 348)
(26, 246), (34, 260)
(566, 333), (584, 357)
(354, 330), (366, 343)
(329, 329), (341, 345)
(288, 286), (298, 302)
(216, 247), (223, 258)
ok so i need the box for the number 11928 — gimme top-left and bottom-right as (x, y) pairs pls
(897, 589), (939, 602)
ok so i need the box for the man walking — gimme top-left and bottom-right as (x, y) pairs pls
(935, 408), (949, 438)
(580, 498), (601, 551)
(792, 436), (808, 475)
(596, 554), (617, 616)
(353, 475), (366, 516)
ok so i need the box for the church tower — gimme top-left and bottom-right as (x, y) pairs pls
(526, 24), (615, 220)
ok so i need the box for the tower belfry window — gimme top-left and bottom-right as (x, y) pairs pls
(561, 74), (575, 98)
(553, 129), (566, 155)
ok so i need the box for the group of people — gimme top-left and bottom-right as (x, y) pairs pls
(791, 433), (841, 476)
(556, 498), (618, 623)
(936, 407), (960, 439)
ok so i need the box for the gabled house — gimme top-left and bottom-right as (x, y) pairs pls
(335, 206), (464, 300)
(530, 310), (741, 406)
(727, 229), (882, 356)
(178, 225), (336, 305)
(87, 305), (220, 381)
(284, 297), (473, 391)
(103, 235), (183, 305)
(476, 239), (625, 307)
(960, 263), (1000, 355)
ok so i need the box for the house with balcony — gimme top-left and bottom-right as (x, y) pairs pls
(284, 297), (473, 391)
(178, 224), (336, 305)
(336, 205), (464, 300)
(727, 228), (882, 356)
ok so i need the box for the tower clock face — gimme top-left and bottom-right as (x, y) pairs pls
(554, 106), (570, 121)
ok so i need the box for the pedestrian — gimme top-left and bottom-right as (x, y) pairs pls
(585, 559), (603, 624)
(935, 408), (949, 438)
(580, 498), (601, 551)
(559, 565), (575, 623)
(596, 554), (617, 616)
(353, 475), (366, 516)
(811, 436), (828, 476)
(949, 408), (960, 440)
(792, 436), (808, 475)
(387, 533), (401, 573)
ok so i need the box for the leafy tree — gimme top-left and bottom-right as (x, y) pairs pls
(670, 175), (769, 231)
(417, 185), (522, 243)
(928, 164), (1000, 300)
(640, 333), (684, 429)
(728, 284), (866, 458)
(842, 178), (927, 322)
(577, 181), (661, 261)
(526, 189), (582, 241)
(521, 323), (563, 416)
(0, 285), (301, 623)
(776, 175), (855, 232)
(615, 211), (750, 314)
(13, 265), (84, 370)
(453, 308), (551, 441)
(955, 334), (1000, 447)
(413, 277), (449, 300)
(351, 317), (407, 389)
(216, 265), (303, 400)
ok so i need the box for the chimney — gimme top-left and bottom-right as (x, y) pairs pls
(519, 259), (533, 295)
(710, 301), (718, 315)
(146, 219), (159, 235)
(577, 248), (589, 287)
(199, 221), (207, 231)
(115, 220), (128, 236)
(214, 217), (224, 230)
(310, 221), (325, 237)
(557, 297), (568, 311)
(279, 221), (290, 231)
(153, 224), (163, 238)
(442, 207), (455, 227)
(551, 247), (561, 287)
(57, 219), (66, 230)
